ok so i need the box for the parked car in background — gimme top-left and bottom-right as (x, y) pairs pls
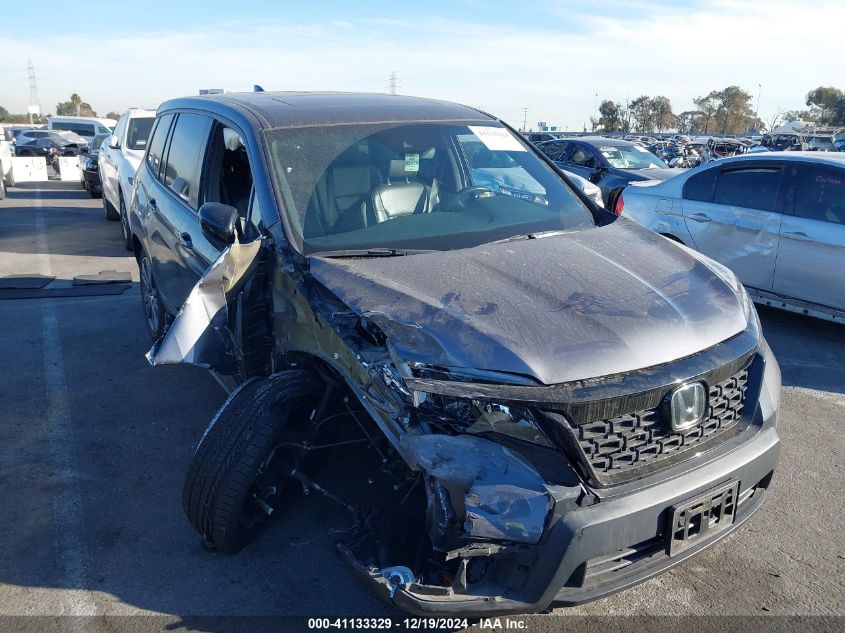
(13, 136), (82, 158)
(80, 133), (110, 197)
(99, 109), (156, 245)
(13, 128), (87, 148)
(805, 134), (837, 151)
(0, 125), (13, 196)
(619, 152), (845, 322)
(130, 92), (779, 616)
(48, 116), (115, 141)
(537, 136), (678, 210)
(523, 131), (563, 144)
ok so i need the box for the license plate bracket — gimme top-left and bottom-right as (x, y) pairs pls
(666, 480), (739, 557)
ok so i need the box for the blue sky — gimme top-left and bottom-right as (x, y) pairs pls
(2, 0), (842, 130)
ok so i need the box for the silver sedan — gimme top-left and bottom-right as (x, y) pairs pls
(618, 152), (845, 323)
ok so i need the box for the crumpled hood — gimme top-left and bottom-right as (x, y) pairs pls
(309, 220), (748, 385)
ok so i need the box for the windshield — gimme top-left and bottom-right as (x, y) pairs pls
(595, 144), (666, 169)
(807, 136), (834, 150)
(267, 122), (595, 255)
(91, 133), (109, 150)
(127, 117), (155, 150)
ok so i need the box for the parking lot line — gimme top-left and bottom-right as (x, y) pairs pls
(33, 195), (98, 617)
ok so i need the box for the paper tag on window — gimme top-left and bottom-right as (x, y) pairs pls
(405, 153), (419, 172)
(468, 126), (527, 152)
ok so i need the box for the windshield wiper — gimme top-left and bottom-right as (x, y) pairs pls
(314, 247), (433, 258)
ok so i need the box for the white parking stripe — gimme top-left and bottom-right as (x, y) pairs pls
(35, 197), (98, 617)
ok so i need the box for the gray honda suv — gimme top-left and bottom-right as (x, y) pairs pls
(128, 91), (781, 616)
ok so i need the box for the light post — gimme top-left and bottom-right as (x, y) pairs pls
(755, 84), (762, 131)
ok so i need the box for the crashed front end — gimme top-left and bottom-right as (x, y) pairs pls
(327, 316), (779, 615)
(151, 229), (780, 616)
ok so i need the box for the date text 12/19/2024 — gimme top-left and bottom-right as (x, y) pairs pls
(307, 617), (529, 629)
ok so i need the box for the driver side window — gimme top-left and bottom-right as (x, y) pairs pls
(199, 123), (260, 241)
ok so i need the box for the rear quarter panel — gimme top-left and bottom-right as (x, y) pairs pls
(621, 177), (694, 244)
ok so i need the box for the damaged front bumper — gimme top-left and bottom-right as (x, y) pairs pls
(349, 420), (779, 616)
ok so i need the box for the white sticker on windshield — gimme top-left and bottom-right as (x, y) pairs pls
(633, 145), (649, 152)
(405, 153), (419, 172)
(468, 126), (527, 152)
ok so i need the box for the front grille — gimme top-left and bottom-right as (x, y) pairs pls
(566, 367), (749, 484)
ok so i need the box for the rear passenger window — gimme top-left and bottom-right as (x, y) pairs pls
(146, 114), (174, 182)
(713, 167), (781, 211)
(162, 113), (212, 208)
(683, 168), (717, 202)
(540, 142), (568, 161)
(790, 165), (845, 225)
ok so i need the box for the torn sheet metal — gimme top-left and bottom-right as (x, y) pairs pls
(147, 238), (263, 372)
(402, 434), (552, 546)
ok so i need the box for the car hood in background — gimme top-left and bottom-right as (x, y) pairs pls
(621, 167), (680, 182)
(309, 220), (748, 385)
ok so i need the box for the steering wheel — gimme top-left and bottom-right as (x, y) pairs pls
(443, 186), (495, 212)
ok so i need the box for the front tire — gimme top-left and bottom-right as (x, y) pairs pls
(0, 176), (5, 200)
(139, 251), (165, 340)
(182, 371), (322, 553)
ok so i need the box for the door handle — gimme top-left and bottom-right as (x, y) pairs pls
(783, 231), (814, 242)
(688, 213), (711, 223)
(179, 232), (194, 249)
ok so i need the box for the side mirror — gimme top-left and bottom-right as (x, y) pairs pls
(108, 134), (120, 149)
(199, 202), (239, 248)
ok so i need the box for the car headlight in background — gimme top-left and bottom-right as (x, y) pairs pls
(84, 159), (97, 171)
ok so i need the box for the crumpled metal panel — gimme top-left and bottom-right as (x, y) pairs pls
(309, 219), (748, 386)
(402, 434), (552, 545)
(146, 238), (263, 372)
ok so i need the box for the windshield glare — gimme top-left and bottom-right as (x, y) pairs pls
(597, 145), (666, 169)
(267, 122), (595, 255)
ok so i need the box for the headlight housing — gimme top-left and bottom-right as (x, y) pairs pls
(84, 159), (97, 171)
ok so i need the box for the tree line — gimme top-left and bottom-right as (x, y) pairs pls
(594, 85), (845, 135)
(0, 93), (121, 124)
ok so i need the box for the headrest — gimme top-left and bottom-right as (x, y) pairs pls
(389, 159), (410, 179)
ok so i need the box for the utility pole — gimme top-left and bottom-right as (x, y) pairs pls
(388, 71), (398, 95)
(522, 107), (528, 132)
(27, 58), (42, 124)
(755, 83), (762, 131)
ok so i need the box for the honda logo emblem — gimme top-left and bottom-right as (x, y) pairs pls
(667, 382), (707, 431)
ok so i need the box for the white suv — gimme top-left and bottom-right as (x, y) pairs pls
(99, 108), (156, 248)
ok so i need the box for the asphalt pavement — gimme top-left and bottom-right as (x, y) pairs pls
(0, 181), (842, 632)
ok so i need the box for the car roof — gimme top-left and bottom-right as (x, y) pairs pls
(158, 91), (493, 130)
(573, 136), (636, 147)
(707, 152), (845, 167)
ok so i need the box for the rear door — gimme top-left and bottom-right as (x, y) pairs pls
(134, 113), (182, 310)
(773, 162), (845, 310)
(681, 161), (785, 290)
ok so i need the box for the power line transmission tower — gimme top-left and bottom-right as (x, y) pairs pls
(27, 58), (42, 123)
(388, 71), (398, 95)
